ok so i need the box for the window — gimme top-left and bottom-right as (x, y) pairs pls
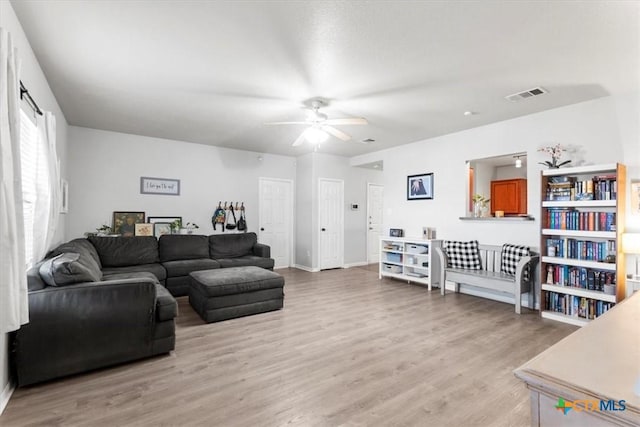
(19, 108), (49, 267)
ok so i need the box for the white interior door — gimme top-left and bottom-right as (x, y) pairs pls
(258, 178), (293, 269)
(367, 183), (384, 264)
(319, 178), (344, 270)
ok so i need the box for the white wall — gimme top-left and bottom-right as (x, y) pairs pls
(351, 94), (639, 301)
(1, 0), (69, 412)
(295, 152), (383, 270)
(295, 153), (314, 267)
(66, 127), (296, 239)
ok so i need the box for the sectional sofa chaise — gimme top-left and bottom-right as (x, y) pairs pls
(12, 232), (274, 386)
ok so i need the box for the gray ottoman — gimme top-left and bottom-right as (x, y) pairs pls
(189, 266), (284, 323)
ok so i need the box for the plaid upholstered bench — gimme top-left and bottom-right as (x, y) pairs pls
(435, 241), (539, 314)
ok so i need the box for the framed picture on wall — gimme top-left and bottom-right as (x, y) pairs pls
(407, 173), (434, 200)
(140, 177), (180, 196)
(113, 211), (145, 237)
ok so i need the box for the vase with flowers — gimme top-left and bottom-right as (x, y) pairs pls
(538, 144), (571, 169)
(471, 194), (490, 218)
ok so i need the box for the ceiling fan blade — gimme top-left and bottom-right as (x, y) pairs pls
(323, 118), (368, 126)
(322, 125), (351, 141)
(264, 121), (309, 125)
(292, 132), (306, 147)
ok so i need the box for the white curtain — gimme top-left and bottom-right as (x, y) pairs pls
(0, 27), (28, 332)
(31, 112), (59, 262)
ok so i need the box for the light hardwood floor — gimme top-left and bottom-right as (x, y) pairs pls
(1, 266), (577, 426)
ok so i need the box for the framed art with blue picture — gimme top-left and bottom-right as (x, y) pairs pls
(407, 173), (433, 200)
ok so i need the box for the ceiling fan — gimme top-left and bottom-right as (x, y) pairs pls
(265, 99), (368, 147)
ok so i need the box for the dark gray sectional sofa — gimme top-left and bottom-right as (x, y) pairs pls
(12, 232), (273, 386)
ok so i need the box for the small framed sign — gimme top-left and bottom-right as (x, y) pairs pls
(140, 177), (180, 196)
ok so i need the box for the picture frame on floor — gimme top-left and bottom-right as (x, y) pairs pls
(153, 222), (172, 237)
(113, 211), (146, 237)
(407, 173), (433, 200)
(135, 223), (153, 236)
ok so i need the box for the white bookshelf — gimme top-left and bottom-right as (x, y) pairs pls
(379, 237), (442, 290)
(540, 163), (626, 325)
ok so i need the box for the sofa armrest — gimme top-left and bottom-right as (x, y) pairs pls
(13, 278), (158, 386)
(253, 243), (271, 258)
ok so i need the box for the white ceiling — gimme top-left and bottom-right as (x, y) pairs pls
(11, 1), (640, 157)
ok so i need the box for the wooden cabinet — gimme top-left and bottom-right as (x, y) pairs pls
(491, 178), (527, 215)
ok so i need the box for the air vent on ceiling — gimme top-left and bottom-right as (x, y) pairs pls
(505, 87), (548, 102)
(361, 138), (375, 144)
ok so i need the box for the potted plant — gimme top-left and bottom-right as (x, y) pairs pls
(182, 222), (200, 234)
(169, 219), (182, 234)
(538, 144), (571, 169)
(170, 219), (200, 234)
(96, 224), (112, 236)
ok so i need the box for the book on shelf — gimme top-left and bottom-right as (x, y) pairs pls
(545, 237), (615, 261)
(544, 264), (615, 291)
(546, 209), (615, 231)
(545, 174), (617, 201)
(544, 291), (614, 319)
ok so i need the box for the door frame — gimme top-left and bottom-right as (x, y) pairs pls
(366, 182), (384, 264)
(258, 177), (295, 269)
(318, 177), (345, 270)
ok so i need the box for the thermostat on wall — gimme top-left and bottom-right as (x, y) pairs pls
(350, 203), (359, 211)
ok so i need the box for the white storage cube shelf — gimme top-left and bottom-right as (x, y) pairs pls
(379, 237), (442, 290)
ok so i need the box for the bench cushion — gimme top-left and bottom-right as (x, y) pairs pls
(501, 244), (530, 277)
(444, 240), (481, 270)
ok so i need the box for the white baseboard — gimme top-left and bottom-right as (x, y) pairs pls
(343, 261), (369, 268)
(0, 381), (14, 415)
(293, 264), (320, 273)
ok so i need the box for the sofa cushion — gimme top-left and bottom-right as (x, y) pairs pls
(444, 240), (482, 270)
(217, 256), (274, 270)
(101, 271), (160, 284)
(162, 258), (220, 277)
(39, 253), (102, 287)
(154, 284), (178, 321)
(45, 239), (102, 272)
(209, 232), (258, 259)
(158, 234), (210, 262)
(89, 236), (159, 267)
(101, 263), (167, 282)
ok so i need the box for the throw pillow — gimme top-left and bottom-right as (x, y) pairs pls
(500, 244), (531, 278)
(444, 240), (482, 270)
(39, 253), (101, 287)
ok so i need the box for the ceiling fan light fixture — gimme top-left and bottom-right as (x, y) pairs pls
(304, 127), (329, 145)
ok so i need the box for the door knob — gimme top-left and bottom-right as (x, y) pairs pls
(321, 228), (326, 231)
(369, 227), (373, 230)
(260, 227), (264, 231)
